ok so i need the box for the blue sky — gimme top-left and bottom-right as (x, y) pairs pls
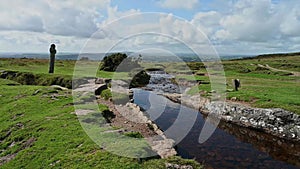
(0, 0), (300, 55)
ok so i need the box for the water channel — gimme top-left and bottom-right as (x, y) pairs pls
(133, 86), (300, 168)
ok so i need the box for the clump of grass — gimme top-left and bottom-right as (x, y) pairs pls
(100, 89), (112, 100)
(124, 132), (144, 138)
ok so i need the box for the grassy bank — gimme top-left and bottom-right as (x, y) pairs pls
(0, 78), (202, 168)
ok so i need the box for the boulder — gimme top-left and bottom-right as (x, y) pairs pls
(95, 78), (105, 84)
(95, 78), (112, 84)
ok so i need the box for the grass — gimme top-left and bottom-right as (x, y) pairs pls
(0, 58), (202, 168)
(1, 56), (299, 114)
(141, 55), (300, 114)
(183, 55), (300, 114)
(0, 58), (129, 80)
(0, 58), (76, 75)
(1, 54), (298, 167)
(222, 56), (300, 114)
(0, 78), (202, 168)
(124, 132), (144, 138)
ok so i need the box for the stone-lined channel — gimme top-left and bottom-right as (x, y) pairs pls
(133, 89), (300, 169)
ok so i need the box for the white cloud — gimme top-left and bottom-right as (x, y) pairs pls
(0, 1), (45, 32)
(159, 14), (208, 43)
(279, 3), (300, 37)
(212, 0), (300, 43)
(216, 0), (279, 42)
(45, 0), (110, 11)
(191, 11), (222, 36)
(105, 6), (141, 23)
(159, 0), (199, 10)
(43, 7), (99, 38)
(0, 0), (110, 37)
(186, 0), (300, 54)
(42, 0), (109, 38)
(83, 12), (213, 54)
(0, 31), (86, 53)
(93, 6), (144, 40)
(0, 0), (300, 54)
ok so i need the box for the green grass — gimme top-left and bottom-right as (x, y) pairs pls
(184, 55), (300, 114)
(0, 58), (129, 80)
(0, 58), (76, 75)
(124, 132), (144, 138)
(0, 78), (202, 168)
(1, 56), (299, 114)
(0, 58), (203, 168)
(1, 54), (297, 167)
(222, 56), (299, 114)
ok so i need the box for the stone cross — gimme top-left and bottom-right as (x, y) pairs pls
(49, 44), (56, 73)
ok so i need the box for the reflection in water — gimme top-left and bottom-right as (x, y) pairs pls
(133, 89), (300, 169)
(218, 122), (300, 167)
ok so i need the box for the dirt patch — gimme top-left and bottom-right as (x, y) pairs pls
(227, 98), (253, 107)
(22, 137), (36, 149)
(257, 64), (300, 77)
(0, 154), (17, 166)
(0, 137), (36, 166)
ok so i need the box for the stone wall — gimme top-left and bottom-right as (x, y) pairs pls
(205, 102), (300, 141)
(161, 93), (300, 141)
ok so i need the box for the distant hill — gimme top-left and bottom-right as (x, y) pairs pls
(241, 52), (300, 60)
(1, 51), (299, 62)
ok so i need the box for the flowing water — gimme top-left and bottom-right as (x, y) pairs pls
(145, 71), (180, 93)
(133, 89), (300, 169)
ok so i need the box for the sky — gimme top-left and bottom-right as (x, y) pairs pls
(0, 0), (300, 55)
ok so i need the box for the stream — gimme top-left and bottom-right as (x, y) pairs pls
(132, 71), (300, 169)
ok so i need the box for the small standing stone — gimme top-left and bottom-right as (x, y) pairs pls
(232, 79), (241, 91)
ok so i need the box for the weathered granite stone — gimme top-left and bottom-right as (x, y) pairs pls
(205, 102), (300, 141)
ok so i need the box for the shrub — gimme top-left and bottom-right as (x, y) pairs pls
(100, 53), (141, 72)
(100, 89), (112, 100)
(129, 70), (150, 88)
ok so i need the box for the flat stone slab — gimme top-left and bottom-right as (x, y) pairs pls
(73, 109), (95, 116)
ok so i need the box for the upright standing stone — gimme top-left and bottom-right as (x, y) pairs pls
(232, 79), (240, 91)
(49, 44), (56, 73)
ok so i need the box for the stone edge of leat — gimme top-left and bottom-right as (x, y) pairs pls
(162, 93), (300, 141)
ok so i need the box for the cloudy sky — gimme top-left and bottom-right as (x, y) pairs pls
(0, 0), (300, 55)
